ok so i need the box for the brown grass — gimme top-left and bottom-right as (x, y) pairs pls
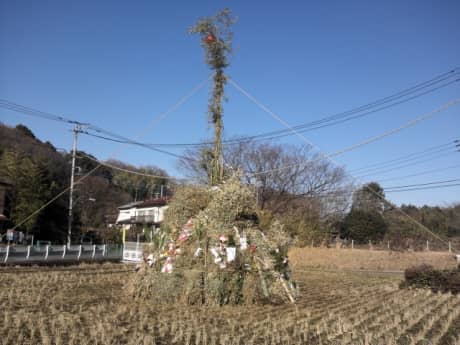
(1, 262), (460, 344)
(289, 247), (458, 271)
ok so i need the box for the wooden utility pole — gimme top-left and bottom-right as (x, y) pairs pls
(67, 123), (87, 247)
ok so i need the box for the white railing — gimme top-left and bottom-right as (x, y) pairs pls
(122, 241), (144, 263)
(0, 244), (122, 264)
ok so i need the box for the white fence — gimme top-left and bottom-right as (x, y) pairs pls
(0, 244), (122, 264)
(122, 241), (144, 263)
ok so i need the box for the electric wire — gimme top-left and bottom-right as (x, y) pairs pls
(9, 78), (208, 231)
(377, 163), (460, 183)
(3, 69), (457, 152)
(384, 178), (460, 190)
(80, 131), (191, 160)
(356, 151), (459, 179)
(245, 97), (460, 176)
(385, 183), (460, 193)
(0, 99), (88, 125)
(119, 67), (460, 147)
(3, 71), (459, 247)
(228, 77), (460, 248)
(349, 141), (458, 174)
(77, 153), (187, 181)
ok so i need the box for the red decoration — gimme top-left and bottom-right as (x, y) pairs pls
(205, 33), (215, 43)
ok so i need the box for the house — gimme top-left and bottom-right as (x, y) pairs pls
(116, 198), (169, 242)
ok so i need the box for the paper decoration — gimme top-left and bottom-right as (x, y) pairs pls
(226, 247), (236, 262)
(194, 247), (203, 257)
(239, 237), (248, 250)
(210, 247), (221, 263)
(146, 254), (155, 267)
(183, 218), (194, 231)
(177, 230), (190, 242)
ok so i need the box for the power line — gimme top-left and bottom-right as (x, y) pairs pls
(355, 151), (459, 179)
(0, 79), (209, 162)
(377, 163), (460, 183)
(384, 178), (460, 190)
(81, 131), (191, 160)
(120, 67), (460, 148)
(229, 77), (459, 249)
(8, 78), (208, 233)
(77, 153), (185, 181)
(0, 77), (209, 155)
(246, 98), (460, 176)
(5, 68), (456, 152)
(349, 141), (458, 174)
(385, 183), (460, 193)
(228, 77), (460, 144)
(0, 99), (88, 125)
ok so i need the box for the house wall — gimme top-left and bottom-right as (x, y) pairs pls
(116, 208), (136, 223)
(116, 205), (169, 224)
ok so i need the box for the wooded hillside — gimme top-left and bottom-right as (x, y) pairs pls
(0, 123), (169, 243)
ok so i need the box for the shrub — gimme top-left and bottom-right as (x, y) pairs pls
(401, 264), (460, 294)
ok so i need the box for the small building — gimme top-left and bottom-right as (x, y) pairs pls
(116, 198), (169, 242)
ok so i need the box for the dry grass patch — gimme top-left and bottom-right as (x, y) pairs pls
(289, 247), (458, 271)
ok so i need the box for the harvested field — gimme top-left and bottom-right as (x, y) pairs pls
(1, 263), (460, 344)
(289, 247), (459, 271)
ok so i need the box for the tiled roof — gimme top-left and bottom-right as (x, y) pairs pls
(136, 198), (169, 208)
(118, 198), (169, 210)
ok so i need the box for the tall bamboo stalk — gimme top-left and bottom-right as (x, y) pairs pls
(190, 9), (236, 185)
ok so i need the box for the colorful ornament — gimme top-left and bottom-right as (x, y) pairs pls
(161, 257), (174, 273)
(205, 33), (215, 43)
(177, 230), (191, 242)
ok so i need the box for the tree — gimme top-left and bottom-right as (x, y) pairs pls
(352, 182), (385, 214)
(180, 141), (351, 214)
(190, 8), (236, 185)
(341, 209), (387, 243)
(107, 159), (169, 201)
(72, 151), (113, 182)
(179, 141), (352, 244)
(15, 124), (36, 139)
(0, 149), (49, 235)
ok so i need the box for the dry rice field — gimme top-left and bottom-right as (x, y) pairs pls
(1, 262), (459, 345)
(289, 247), (459, 271)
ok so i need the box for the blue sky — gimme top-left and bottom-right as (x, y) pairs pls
(1, 0), (459, 207)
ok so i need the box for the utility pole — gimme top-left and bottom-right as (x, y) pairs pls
(67, 123), (86, 247)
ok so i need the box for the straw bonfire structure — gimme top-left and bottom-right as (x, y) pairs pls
(125, 9), (296, 305)
(126, 176), (297, 305)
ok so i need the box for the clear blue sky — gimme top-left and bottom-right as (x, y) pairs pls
(1, 0), (459, 207)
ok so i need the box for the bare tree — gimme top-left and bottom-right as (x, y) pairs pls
(178, 140), (353, 217)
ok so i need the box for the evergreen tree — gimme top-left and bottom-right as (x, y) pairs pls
(352, 182), (385, 214)
(0, 149), (49, 235)
(342, 209), (387, 243)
